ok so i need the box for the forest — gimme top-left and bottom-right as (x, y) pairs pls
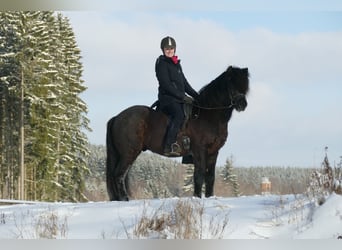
(0, 12), (90, 202)
(85, 144), (342, 201)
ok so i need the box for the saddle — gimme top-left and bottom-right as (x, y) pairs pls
(150, 100), (196, 122)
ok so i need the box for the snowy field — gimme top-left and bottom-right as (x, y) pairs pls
(0, 193), (341, 239)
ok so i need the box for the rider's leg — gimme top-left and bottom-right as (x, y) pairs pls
(162, 102), (184, 155)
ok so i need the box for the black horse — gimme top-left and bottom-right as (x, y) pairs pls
(106, 66), (249, 201)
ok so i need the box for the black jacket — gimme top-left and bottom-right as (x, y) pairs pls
(155, 55), (199, 106)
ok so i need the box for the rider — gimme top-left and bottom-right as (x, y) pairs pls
(155, 36), (199, 156)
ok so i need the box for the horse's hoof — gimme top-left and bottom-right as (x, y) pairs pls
(119, 196), (129, 201)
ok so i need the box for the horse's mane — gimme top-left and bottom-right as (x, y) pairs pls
(198, 66), (249, 108)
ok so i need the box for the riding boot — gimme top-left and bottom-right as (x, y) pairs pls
(163, 122), (181, 156)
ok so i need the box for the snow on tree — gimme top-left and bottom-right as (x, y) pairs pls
(334, 156), (342, 194)
(307, 147), (342, 205)
(182, 164), (195, 194)
(220, 156), (240, 197)
(129, 152), (182, 199)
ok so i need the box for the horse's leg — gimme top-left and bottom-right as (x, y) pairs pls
(114, 161), (130, 201)
(106, 117), (121, 201)
(113, 152), (140, 201)
(107, 122), (141, 201)
(193, 149), (206, 198)
(205, 152), (218, 198)
(107, 156), (132, 201)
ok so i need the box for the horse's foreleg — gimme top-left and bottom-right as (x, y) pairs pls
(193, 150), (206, 198)
(193, 167), (204, 198)
(205, 152), (218, 198)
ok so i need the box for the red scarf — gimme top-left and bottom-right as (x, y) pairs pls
(171, 55), (179, 64)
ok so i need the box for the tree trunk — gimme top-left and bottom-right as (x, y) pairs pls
(18, 69), (25, 200)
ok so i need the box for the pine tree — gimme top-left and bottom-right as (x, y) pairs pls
(54, 14), (90, 201)
(220, 156), (240, 197)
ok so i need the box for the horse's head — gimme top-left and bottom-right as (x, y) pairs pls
(198, 66), (249, 112)
(226, 66), (249, 112)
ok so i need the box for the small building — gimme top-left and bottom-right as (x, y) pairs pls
(261, 177), (271, 195)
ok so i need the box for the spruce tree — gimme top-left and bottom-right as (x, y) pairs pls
(220, 156), (240, 197)
(55, 14), (90, 201)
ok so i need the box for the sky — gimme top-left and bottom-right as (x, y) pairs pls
(61, 1), (342, 167)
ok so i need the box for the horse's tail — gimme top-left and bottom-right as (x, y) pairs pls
(106, 116), (119, 201)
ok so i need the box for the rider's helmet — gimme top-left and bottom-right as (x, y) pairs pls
(160, 36), (176, 51)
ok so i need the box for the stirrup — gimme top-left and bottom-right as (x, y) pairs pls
(164, 142), (181, 157)
(171, 142), (181, 154)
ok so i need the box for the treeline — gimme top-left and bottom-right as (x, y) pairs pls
(85, 145), (321, 201)
(0, 12), (90, 201)
(230, 166), (313, 195)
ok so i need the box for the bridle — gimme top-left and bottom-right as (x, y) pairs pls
(191, 89), (245, 111)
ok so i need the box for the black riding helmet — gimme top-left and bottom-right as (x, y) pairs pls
(160, 36), (176, 51)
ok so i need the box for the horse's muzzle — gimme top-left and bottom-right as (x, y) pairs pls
(233, 96), (247, 112)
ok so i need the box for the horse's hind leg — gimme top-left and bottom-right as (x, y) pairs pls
(107, 162), (126, 201)
(113, 156), (138, 201)
(106, 144), (138, 201)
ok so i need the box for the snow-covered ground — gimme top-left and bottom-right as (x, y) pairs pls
(0, 193), (341, 239)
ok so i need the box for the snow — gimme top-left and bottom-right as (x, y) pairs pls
(0, 193), (341, 239)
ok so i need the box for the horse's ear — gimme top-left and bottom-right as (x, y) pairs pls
(227, 66), (233, 72)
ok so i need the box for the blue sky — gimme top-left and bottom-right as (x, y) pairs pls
(88, 10), (342, 33)
(63, 2), (342, 167)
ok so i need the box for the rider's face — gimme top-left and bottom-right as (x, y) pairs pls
(163, 47), (175, 58)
